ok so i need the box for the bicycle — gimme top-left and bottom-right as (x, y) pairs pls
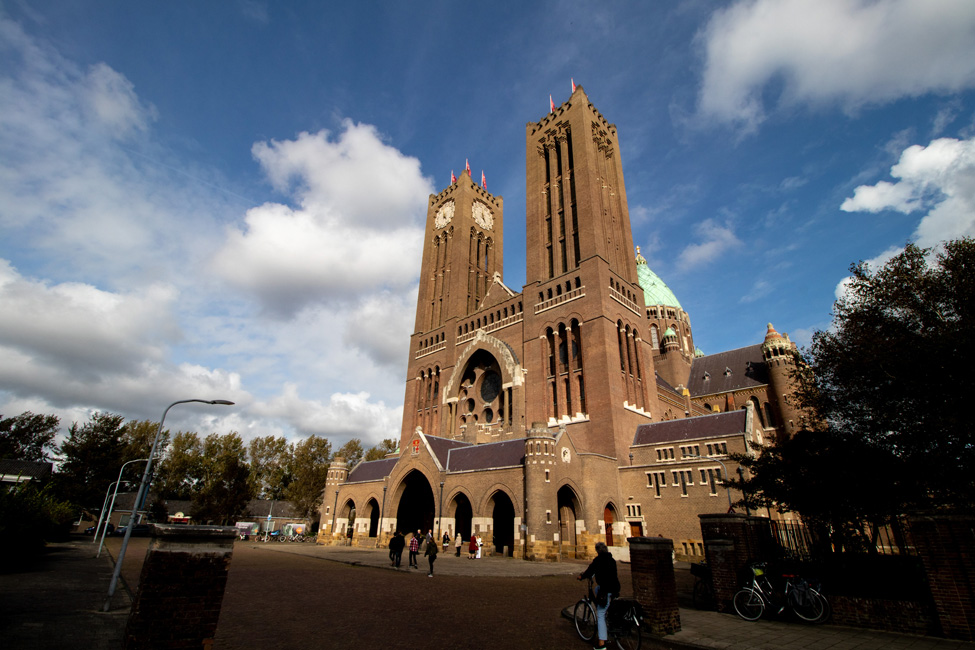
(732, 562), (827, 623)
(573, 576), (643, 650)
(690, 561), (716, 610)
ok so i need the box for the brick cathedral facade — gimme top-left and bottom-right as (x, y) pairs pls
(317, 87), (802, 561)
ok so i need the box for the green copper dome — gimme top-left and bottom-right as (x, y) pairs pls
(635, 247), (682, 309)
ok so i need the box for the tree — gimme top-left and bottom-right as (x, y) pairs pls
(191, 432), (252, 524)
(335, 438), (364, 470)
(733, 239), (975, 537)
(364, 438), (398, 462)
(285, 435), (331, 521)
(121, 419), (170, 464)
(248, 436), (293, 500)
(0, 412), (60, 461)
(54, 412), (127, 510)
(154, 431), (203, 499)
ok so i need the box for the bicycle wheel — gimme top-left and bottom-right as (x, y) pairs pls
(790, 586), (826, 623)
(693, 579), (716, 610)
(574, 600), (596, 641)
(614, 611), (642, 650)
(733, 588), (765, 621)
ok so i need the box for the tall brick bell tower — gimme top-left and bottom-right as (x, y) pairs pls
(401, 169), (505, 447)
(522, 85), (657, 464)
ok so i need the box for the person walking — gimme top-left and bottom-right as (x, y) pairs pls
(476, 534), (482, 559)
(390, 531), (405, 568)
(425, 533), (439, 577)
(455, 533), (463, 557)
(577, 541), (620, 650)
(442, 531), (450, 553)
(468, 534), (477, 559)
(408, 531), (420, 568)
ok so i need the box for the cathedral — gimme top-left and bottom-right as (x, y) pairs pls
(317, 86), (801, 561)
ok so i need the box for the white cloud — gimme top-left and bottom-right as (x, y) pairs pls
(213, 124), (431, 315)
(841, 136), (975, 246)
(739, 279), (772, 304)
(677, 219), (743, 269)
(698, 0), (975, 131)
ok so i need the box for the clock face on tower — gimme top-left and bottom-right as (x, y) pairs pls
(434, 200), (454, 229)
(472, 200), (493, 230)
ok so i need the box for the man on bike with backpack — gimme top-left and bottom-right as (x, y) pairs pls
(578, 542), (621, 650)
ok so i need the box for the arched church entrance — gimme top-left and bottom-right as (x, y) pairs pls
(491, 491), (515, 556)
(557, 486), (579, 550)
(451, 493), (473, 542)
(367, 498), (380, 537)
(395, 470), (436, 535)
(603, 504), (617, 547)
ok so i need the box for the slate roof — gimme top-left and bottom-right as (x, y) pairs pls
(0, 459), (53, 481)
(633, 410), (746, 446)
(347, 457), (398, 483)
(687, 344), (768, 397)
(425, 436), (471, 468)
(446, 439), (524, 473)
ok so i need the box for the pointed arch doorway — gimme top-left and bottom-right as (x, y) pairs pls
(491, 491), (515, 556)
(394, 470), (436, 535)
(557, 485), (580, 555)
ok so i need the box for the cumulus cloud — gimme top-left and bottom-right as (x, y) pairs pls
(213, 124), (431, 315)
(252, 383), (401, 444)
(677, 219), (743, 269)
(841, 136), (975, 246)
(698, 0), (975, 131)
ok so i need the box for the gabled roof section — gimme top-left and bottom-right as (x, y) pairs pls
(425, 436), (471, 468)
(655, 372), (681, 396)
(479, 272), (517, 310)
(633, 410), (746, 446)
(0, 459), (52, 482)
(347, 457), (398, 483)
(447, 439), (524, 472)
(688, 344), (768, 397)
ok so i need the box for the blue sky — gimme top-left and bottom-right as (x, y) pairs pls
(2, 0), (974, 448)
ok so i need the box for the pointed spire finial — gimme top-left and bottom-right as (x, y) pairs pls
(450, 170), (457, 184)
(550, 94), (555, 113)
(571, 78), (576, 92)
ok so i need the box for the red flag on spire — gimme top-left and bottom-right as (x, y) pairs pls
(466, 159), (471, 176)
(481, 170), (486, 189)
(451, 170), (457, 184)
(550, 94), (555, 112)
(571, 78), (576, 92)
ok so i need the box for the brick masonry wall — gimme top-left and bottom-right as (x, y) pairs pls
(628, 536), (680, 635)
(123, 525), (236, 650)
(908, 513), (975, 641)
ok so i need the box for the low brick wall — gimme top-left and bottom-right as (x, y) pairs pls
(123, 525), (236, 650)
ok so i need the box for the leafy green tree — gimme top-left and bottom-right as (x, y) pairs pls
(0, 412), (60, 461)
(285, 435), (331, 520)
(191, 432), (252, 524)
(364, 438), (398, 462)
(0, 483), (75, 560)
(248, 435), (293, 500)
(154, 431), (202, 499)
(335, 438), (364, 470)
(733, 239), (975, 543)
(54, 412), (127, 510)
(122, 419), (170, 464)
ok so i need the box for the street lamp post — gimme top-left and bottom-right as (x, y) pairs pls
(437, 480), (444, 539)
(379, 484), (387, 540)
(96, 458), (149, 558)
(92, 481), (120, 544)
(331, 490), (339, 534)
(103, 399), (233, 612)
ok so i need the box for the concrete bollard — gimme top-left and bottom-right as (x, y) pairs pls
(123, 524), (236, 649)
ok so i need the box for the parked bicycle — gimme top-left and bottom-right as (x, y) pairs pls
(573, 576), (643, 649)
(732, 562), (828, 623)
(690, 561), (716, 610)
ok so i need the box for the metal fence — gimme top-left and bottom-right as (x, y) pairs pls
(769, 517), (917, 560)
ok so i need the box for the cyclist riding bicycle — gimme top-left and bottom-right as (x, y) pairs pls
(578, 541), (621, 649)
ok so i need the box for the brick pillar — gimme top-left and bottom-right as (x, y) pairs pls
(628, 537), (680, 635)
(908, 513), (975, 641)
(704, 539), (736, 613)
(123, 525), (236, 649)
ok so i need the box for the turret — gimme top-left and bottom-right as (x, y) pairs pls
(761, 323), (801, 438)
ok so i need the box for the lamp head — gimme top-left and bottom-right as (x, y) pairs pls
(209, 400), (235, 405)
